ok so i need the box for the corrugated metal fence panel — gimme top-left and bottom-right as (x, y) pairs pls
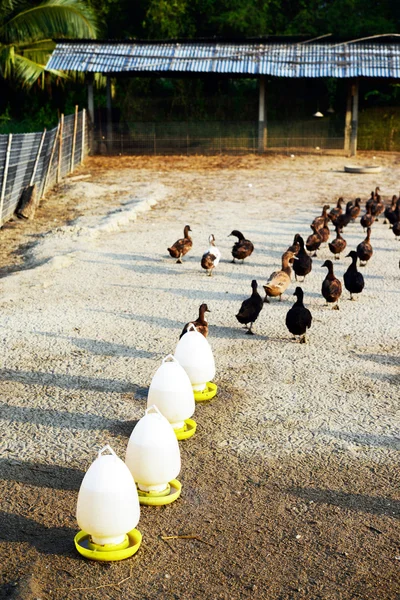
(0, 110), (88, 227)
(47, 41), (400, 78)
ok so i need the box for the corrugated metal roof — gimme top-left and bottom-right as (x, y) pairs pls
(46, 41), (400, 78)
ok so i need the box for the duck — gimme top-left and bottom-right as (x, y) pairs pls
(360, 205), (375, 231)
(293, 235), (312, 281)
(312, 204), (330, 230)
(329, 198), (344, 224)
(349, 198), (361, 221)
(317, 216), (330, 244)
(306, 225), (322, 256)
(287, 233), (301, 255)
(321, 260), (342, 310)
(344, 251), (365, 300)
(263, 250), (297, 302)
(180, 303), (210, 338)
(372, 194), (384, 220)
(391, 199), (400, 239)
(201, 234), (221, 276)
(335, 200), (353, 231)
(229, 230), (254, 263)
(384, 195), (398, 227)
(328, 225), (347, 259)
(235, 280), (263, 335)
(357, 227), (373, 266)
(168, 225), (193, 263)
(366, 190), (376, 211)
(285, 287), (312, 343)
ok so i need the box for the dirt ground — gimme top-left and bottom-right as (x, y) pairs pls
(0, 153), (399, 600)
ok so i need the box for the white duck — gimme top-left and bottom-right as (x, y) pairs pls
(201, 234), (221, 276)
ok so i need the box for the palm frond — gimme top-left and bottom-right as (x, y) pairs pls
(1, 0), (98, 44)
(13, 51), (65, 85)
(0, 42), (14, 77)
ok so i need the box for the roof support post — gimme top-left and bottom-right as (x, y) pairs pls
(350, 79), (359, 157)
(87, 73), (94, 125)
(258, 75), (267, 153)
(344, 81), (352, 154)
(106, 75), (113, 150)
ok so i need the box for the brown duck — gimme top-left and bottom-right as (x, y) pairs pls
(180, 303), (210, 338)
(312, 204), (330, 230)
(321, 260), (342, 310)
(360, 205), (375, 231)
(357, 227), (373, 266)
(349, 198), (361, 221)
(287, 233), (301, 255)
(329, 198), (344, 224)
(201, 234), (221, 276)
(318, 216), (330, 243)
(263, 250), (297, 302)
(168, 225), (193, 263)
(328, 226), (347, 259)
(306, 224), (322, 256)
(229, 230), (254, 263)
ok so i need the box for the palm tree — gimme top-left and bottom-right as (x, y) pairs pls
(0, 0), (98, 86)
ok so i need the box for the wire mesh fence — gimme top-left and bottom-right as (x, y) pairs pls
(92, 118), (347, 156)
(0, 109), (88, 227)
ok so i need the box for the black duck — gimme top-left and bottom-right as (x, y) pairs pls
(229, 230), (254, 263)
(285, 287), (312, 343)
(236, 280), (263, 334)
(293, 235), (312, 281)
(344, 251), (365, 300)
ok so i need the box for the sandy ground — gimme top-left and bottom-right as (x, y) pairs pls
(0, 153), (399, 600)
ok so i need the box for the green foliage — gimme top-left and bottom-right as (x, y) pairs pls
(0, 0), (98, 85)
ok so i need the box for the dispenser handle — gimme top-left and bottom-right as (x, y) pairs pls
(146, 404), (163, 417)
(97, 444), (117, 458)
(187, 323), (198, 332)
(162, 354), (178, 364)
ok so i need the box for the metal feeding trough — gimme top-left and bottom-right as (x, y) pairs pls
(344, 165), (383, 174)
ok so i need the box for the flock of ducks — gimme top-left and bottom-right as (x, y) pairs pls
(167, 187), (399, 342)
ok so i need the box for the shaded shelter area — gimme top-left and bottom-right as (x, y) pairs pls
(46, 35), (400, 155)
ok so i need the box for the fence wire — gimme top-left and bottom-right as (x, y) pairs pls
(0, 109), (88, 227)
(92, 119), (347, 156)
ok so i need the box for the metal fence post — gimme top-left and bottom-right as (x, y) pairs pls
(42, 122), (60, 197)
(57, 113), (64, 183)
(81, 109), (86, 163)
(0, 133), (12, 226)
(30, 129), (47, 186)
(71, 104), (79, 172)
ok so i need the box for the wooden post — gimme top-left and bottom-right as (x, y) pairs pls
(30, 129), (47, 186)
(350, 79), (359, 157)
(57, 113), (64, 183)
(106, 75), (113, 149)
(42, 122), (60, 196)
(258, 76), (267, 152)
(344, 82), (352, 153)
(87, 73), (94, 124)
(0, 133), (12, 226)
(70, 104), (79, 173)
(81, 108), (86, 162)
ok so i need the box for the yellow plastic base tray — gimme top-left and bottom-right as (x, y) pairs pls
(74, 528), (142, 561)
(193, 381), (217, 402)
(174, 418), (197, 440)
(137, 479), (182, 506)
